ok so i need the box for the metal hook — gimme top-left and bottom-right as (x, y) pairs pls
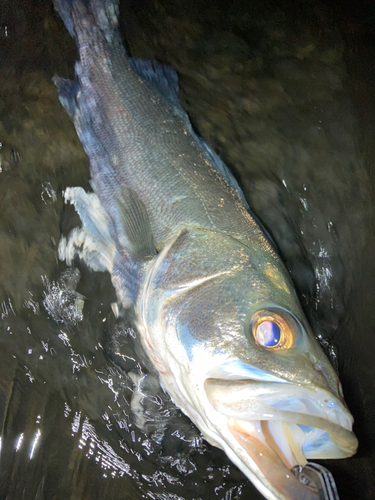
(292, 462), (340, 500)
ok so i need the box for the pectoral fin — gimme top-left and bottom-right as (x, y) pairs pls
(115, 186), (156, 261)
(58, 185), (156, 310)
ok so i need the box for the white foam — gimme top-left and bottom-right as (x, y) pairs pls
(58, 187), (116, 273)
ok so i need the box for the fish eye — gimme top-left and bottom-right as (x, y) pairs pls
(250, 309), (296, 350)
(255, 320), (281, 347)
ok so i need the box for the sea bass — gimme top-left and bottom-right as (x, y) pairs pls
(53, 1), (357, 499)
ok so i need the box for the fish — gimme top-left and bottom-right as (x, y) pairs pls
(53, 1), (358, 499)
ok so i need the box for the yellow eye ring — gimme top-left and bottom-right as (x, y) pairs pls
(250, 310), (296, 350)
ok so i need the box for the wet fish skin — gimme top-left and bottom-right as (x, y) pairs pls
(54, 0), (265, 250)
(53, 1), (357, 499)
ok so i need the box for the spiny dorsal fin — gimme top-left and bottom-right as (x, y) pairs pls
(115, 186), (156, 261)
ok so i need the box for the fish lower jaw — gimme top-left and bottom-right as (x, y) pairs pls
(226, 417), (320, 500)
(228, 418), (306, 471)
(225, 413), (357, 500)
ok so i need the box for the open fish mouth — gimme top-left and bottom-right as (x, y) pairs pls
(204, 379), (358, 500)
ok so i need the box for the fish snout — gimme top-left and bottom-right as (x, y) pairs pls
(203, 377), (357, 500)
(204, 378), (358, 458)
(301, 350), (345, 401)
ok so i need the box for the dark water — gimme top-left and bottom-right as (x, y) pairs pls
(0, 0), (374, 499)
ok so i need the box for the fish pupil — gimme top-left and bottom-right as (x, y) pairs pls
(256, 320), (281, 347)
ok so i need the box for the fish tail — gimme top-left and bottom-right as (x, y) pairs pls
(53, 0), (120, 44)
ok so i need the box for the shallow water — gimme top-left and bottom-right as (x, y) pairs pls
(0, 0), (375, 499)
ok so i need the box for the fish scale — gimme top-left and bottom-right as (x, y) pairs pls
(55, 0), (270, 251)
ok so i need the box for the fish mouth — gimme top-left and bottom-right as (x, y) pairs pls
(204, 378), (358, 500)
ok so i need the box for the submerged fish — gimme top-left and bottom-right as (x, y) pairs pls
(53, 1), (357, 499)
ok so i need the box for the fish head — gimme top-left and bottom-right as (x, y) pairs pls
(142, 228), (358, 500)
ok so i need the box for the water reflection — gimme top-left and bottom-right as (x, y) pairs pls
(0, 267), (248, 498)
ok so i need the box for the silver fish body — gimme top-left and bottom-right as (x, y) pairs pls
(54, 1), (357, 499)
